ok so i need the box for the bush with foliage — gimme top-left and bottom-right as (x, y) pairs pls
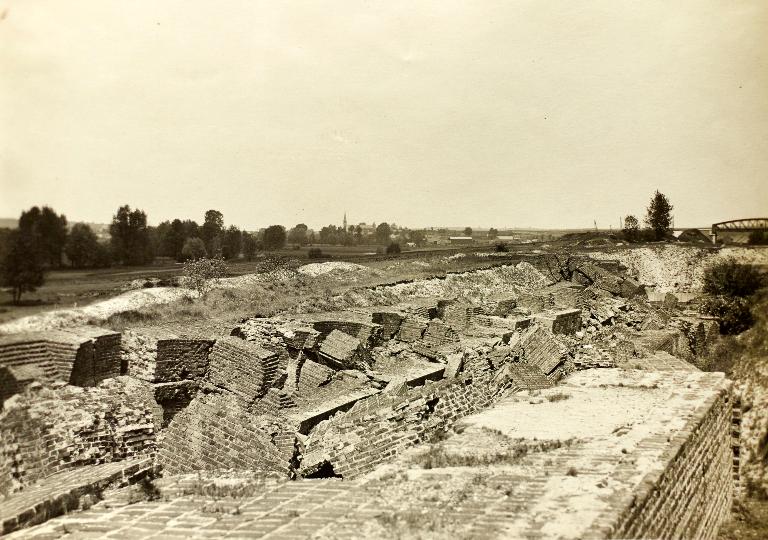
(700, 296), (754, 335)
(308, 248), (325, 259)
(701, 258), (765, 335)
(703, 258), (764, 298)
(621, 215), (640, 242)
(182, 257), (228, 297)
(263, 225), (287, 251)
(494, 242), (509, 252)
(386, 242), (401, 254)
(748, 230), (768, 245)
(65, 223), (106, 268)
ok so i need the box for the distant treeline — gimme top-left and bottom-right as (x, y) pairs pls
(0, 204), (433, 302)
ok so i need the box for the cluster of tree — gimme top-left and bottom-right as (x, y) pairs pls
(150, 210), (261, 263)
(314, 221), (426, 247)
(621, 190), (674, 242)
(0, 206), (112, 303)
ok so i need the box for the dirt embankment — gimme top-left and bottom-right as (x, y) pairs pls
(0, 261), (548, 335)
(589, 246), (768, 292)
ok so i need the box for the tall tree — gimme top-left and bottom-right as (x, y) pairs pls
(1, 230), (45, 303)
(263, 225), (287, 251)
(162, 219), (188, 261)
(463, 227), (473, 237)
(202, 210), (224, 256)
(18, 206), (68, 267)
(242, 232), (259, 261)
(487, 228), (498, 239)
(65, 223), (101, 268)
(288, 223), (309, 246)
(222, 225), (243, 260)
(645, 190), (674, 241)
(376, 222), (392, 245)
(109, 205), (153, 265)
(622, 215), (640, 242)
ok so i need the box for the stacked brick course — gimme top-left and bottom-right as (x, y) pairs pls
(0, 327), (120, 393)
(207, 337), (279, 402)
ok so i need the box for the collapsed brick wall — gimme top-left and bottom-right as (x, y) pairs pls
(0, 377), (159, 499)
(123, 329), (215, 425)
(596, 382), (735, 540)
(0, 328), (120, 392)
(158, 391), (295, 476)
(301, 373), (501, 479)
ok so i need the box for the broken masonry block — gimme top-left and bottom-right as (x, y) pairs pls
(208, 336), (280, 398)
(371, 311), (404, 340)
(297, 359), (335, 392)
(396, 317), (428, 343)
(619, 277), (645, 299)
(384, 377), (409, 395)
(317, 330), (373, 370)
(533, 309), (582, 336)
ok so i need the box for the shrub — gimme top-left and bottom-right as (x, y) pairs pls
(703, 258), (764, 298)
(386, 242), (401, 254)
(183, 256), (228, 297)
(700, 296), (754, 335)
(494, 242), (509, 252)
(308, 248), (325, 259)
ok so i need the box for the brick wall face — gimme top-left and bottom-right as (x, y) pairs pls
(0, 378), (158, 499)
(597, 385), (734, 540)
(158, 391), (295, 476)
(302, 374), (500, 479)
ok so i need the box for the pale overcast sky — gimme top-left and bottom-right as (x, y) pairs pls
(1, 1), (766, 230)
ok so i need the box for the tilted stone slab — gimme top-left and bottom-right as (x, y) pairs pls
(318, 330), (372, 370)
(293, 387), (381, 434)
(519, 325), (567, 375)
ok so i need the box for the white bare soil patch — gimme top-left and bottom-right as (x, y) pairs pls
(0, 287), (192, 334)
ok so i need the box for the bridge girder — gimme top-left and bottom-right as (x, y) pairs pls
(711, 218), (768, 232)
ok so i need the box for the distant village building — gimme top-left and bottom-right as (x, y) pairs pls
(449, 236), (473, 245)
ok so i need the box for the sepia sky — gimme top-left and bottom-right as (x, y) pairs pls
(1, 1), (767, 230)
